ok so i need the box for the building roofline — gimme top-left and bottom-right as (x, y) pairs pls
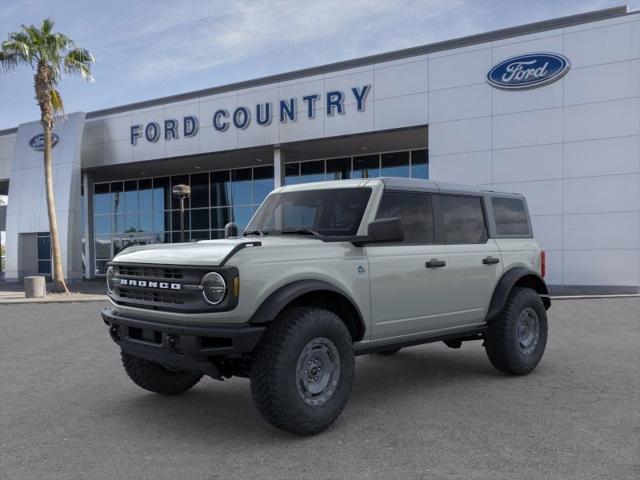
(0, 5), (631, 136)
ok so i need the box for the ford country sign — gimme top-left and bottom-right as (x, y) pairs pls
(487, 53), (570, 90)
(29, 133), (59, 151)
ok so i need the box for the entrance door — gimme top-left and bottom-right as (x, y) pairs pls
(366, 191), (452, 340)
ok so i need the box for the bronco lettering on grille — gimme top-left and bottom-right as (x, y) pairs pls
(120, 278), (181, 290)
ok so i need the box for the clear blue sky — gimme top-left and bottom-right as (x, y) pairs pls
(0, 0), (634, 130)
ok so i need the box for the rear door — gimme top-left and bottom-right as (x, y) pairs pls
(439, 194), (503, 326)
(366, 190), (452, 340)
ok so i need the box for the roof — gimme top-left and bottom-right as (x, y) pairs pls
(0, 5), (631, 136)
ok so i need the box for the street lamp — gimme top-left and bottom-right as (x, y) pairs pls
(172, 184), (191, 242)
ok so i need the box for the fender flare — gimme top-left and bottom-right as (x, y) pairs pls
(248, 279), (366, 340)
(485, 267), (550, 322)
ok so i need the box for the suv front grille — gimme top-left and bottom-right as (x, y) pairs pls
(118, 287), (185, 305)
(115, 265), (184, 280)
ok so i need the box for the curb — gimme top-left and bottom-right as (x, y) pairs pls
(0, 295), (107, 305)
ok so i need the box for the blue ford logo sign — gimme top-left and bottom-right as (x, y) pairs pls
(29, 133), (59, 151)
(487, 53), (570, 90)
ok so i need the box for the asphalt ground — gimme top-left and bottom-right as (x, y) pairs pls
(1, 298), (638, 480)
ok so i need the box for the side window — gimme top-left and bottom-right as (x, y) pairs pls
(440, 195), (487, 244)
(492, 197), (531, 236)
(376, 191), (434, 243)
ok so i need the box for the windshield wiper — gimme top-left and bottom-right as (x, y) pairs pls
(243, 229), (267, 236)
(280, 228), (321, 237)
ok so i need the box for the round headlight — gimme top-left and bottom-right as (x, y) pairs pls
(201, 272), (227, 305)
(106, 266), (115, 294)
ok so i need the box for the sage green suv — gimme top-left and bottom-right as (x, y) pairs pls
(101, 178), (550, 435)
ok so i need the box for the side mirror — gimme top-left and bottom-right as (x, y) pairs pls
(355, 217), (404, 245)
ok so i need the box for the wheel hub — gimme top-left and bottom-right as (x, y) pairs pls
(516, 307), (540, 355)
(296, 337), (341, 406)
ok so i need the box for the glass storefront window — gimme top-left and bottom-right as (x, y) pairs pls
(326, 158), (350, 180)
(91, 148), (426, 274)
(231, 168), (252, 205)
(153, 177), (171, 211)
(285, 163), (300, 185)
(300, 160), (325, 183)
(253, 166), (274, 205)
(353, 154), (380, 178)
(411, 149), (428, 179)
(138, 179), (153, 212)
(94, 183), (110, 214)
(381, 151), (410, 177)
(211, 171), (231, 207)
(190, 173), (209, 208)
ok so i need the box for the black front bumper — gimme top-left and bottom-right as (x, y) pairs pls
(101, 307), (265, 377)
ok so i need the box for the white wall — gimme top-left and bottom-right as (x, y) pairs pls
(429, 12), (640, 289)
(0, 133), (16, 181)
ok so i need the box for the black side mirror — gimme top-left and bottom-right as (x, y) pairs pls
(355, 217), (404, 245)
(224, 222), (238, 238)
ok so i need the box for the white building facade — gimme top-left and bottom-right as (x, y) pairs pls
(0, 6), (638, 293)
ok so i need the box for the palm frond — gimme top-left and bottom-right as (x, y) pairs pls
(64, 47), (94, 81)
(50, 88), (64, 113)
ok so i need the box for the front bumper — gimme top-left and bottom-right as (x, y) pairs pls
(101, 307), (265, 377)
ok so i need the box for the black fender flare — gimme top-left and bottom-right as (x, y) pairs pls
(485, 267), (550, 322)
(248, 279), (366, 340)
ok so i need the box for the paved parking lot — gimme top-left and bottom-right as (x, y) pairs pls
(1, 298), (638, 479)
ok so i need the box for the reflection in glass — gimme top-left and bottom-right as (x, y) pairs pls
(153, 177), (170, 211)
(138, 179), (153, 211)
(94, 183), (110, 214)
(353, 155), (380, 178)
(95, 236), (111, 259)
(94, 215), (111, 235)
(211, 207), (231, 229)
(211, 171), (230, 207)
(124, 180), (138, 213)
(190, 230), (210, 241)
(300, 160), (325, 183)
(381, 151), (410, 177)
(153, 212), (168, 232)
(232, 169), (252, 205)
(191, 208), (210, 230)
(171, 175), (190, 209)
(285, 163), (299, 185)
(253, 166), (274, 205)
(232, 205), (254, 229)
(171, 210), (190, 232)
(411, 149), (428, 179)
(190, 173), (209, 208)
(124, 213), (140, 232)
(111, 182), (123, 215)
(326, 158), (350, 180)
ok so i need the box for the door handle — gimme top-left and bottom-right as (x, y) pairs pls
(425, 259), (446, 268)
(482, 256), (500, 265)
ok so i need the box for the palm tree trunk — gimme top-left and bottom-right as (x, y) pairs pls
(43, 123), (69, 294)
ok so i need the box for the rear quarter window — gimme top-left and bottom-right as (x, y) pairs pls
(492, 197), (531, 236)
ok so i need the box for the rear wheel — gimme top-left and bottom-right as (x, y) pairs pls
(250, 307), (355, 435)
(484, 287), (548, 375)
(121, 351), (202, 395)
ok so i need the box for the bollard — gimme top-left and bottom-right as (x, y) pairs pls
(24, 276), (46, 298)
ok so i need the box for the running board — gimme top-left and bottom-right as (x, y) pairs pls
(354, 327), (488, 356)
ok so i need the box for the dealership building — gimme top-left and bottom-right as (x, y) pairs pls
(0, 5), (638, 293)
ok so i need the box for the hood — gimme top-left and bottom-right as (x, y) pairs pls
(111, 236), (322, 266)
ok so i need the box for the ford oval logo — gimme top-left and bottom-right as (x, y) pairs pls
(29, 133), (59, 151)
(487, 53), (570, 90)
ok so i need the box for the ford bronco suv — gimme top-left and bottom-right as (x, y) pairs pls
(102, 178), (550, 435)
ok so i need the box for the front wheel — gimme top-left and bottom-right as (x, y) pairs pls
(121, 351), (203, 395)
(250, 307), (355, 435)
(484, 287), (548, 375)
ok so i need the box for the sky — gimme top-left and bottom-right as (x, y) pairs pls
(0, 0), (636, 130)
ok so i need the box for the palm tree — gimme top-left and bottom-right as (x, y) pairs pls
(0, 18), (94, 293)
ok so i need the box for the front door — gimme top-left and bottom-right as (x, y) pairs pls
(366, 191), (452, 340)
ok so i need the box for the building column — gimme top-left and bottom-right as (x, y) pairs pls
(83, 172), (95, 279)
(273, 147), (285, 188)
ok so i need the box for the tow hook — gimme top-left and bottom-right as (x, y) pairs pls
(109, 325), (121, 342)
(166, 334), (180, 353)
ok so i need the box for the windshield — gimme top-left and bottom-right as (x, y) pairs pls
(245, 187), (372, 237)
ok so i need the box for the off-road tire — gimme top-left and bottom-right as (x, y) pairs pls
(485, 287), (548, 375)
(121, 351), (203, 395)
(250, 307), (355, 436)
(376, 347), (402, 356)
